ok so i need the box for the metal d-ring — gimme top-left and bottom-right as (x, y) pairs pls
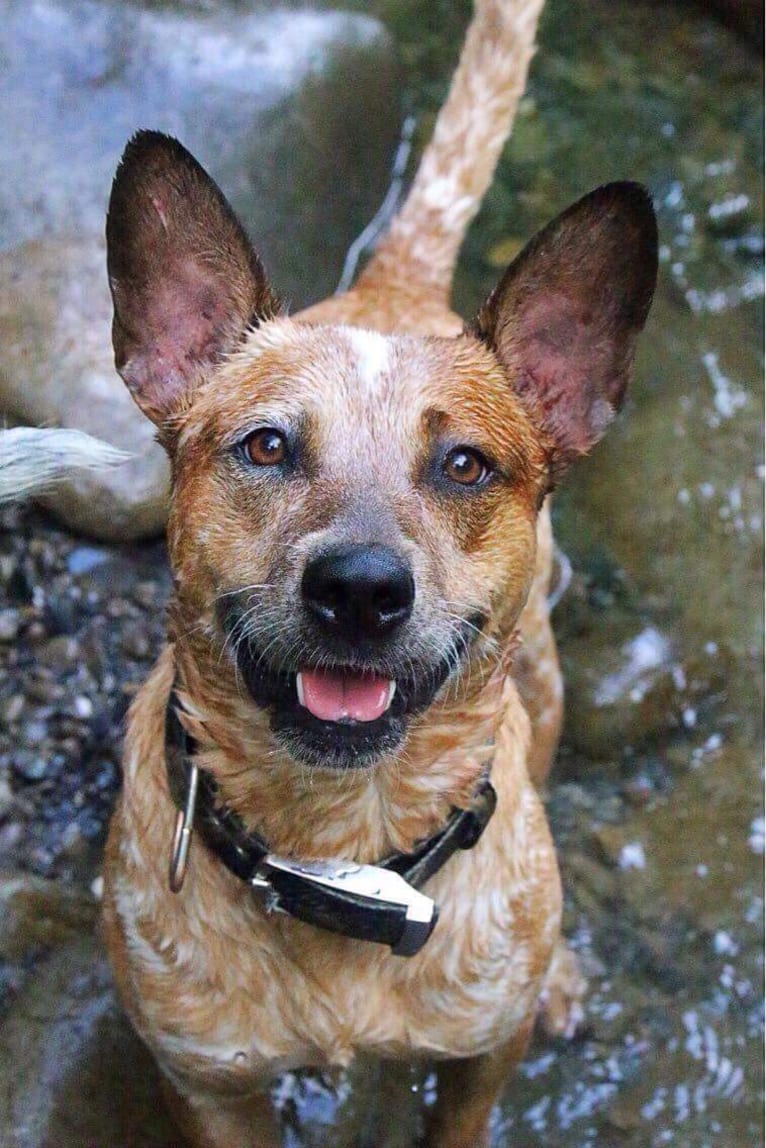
(168, 761), (199, 893)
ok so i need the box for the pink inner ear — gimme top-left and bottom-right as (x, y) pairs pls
(510, 293), (624, 458)
(155, 264), (235, 361)
(107, 132), (279, 429)
(118, 262), (244, 417)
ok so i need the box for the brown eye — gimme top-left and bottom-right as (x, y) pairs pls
(243, 428), (287, 467)
(443, 446), (491, 487)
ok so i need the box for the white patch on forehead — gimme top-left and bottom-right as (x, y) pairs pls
(344, 327), (390, 393)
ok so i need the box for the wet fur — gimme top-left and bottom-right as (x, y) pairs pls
(101, 1), (657, 1144)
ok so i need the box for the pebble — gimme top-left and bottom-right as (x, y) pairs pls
(12, 753), (49, 782)
(121, 625), (151, 661)
(0, 609), (21, 642)
(23, 720), (48, 746)
(0, 775), (13, 817)
(25, 677), (65, 704)
(73, 695), (94, 719)
(132, 581), (160, 610)
(25, 621), (47, 643)
(67, 547), (110, 576)
(0, 694), (24, 724)
(36, 636), (79, 669)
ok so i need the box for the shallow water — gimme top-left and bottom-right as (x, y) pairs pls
(0, 1), (762, 1145)
(455, 1), (764, 1143)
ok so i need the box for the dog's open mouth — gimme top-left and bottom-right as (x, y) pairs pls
(296, 669), (396, 724)
(240, 656), (450, 769)
(228, 617), (485, 770)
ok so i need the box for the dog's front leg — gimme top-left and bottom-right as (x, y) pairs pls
(421, 1021), (534, 1148)
(160, 1074), (282, 1148)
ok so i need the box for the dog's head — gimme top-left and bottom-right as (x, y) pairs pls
(106, 132), (657, 770)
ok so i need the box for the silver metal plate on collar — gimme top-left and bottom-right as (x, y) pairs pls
(252, 854), (436, 956)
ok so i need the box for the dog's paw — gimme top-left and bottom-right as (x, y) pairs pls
(538, 939), (587, 1040)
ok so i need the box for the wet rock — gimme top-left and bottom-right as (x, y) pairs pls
(0, 0), (394, 256)
(0, 0), (399, 542)
(0, 235), (170, 542)
(0, 877), (177, 1148)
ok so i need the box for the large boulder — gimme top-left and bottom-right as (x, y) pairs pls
(0, 0), (399, 540)
(0, 236), (168, 540)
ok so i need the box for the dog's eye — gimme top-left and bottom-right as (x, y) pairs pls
(243, 428), (288, 467)
(442, 446), (491, 487)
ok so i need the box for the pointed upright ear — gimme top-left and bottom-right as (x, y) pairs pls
(106, 131), (279, 428)
(474, 182), (658, 483)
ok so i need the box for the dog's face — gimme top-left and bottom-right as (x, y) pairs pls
(163, 322), (546, 767)
(106, 132), (657, 769)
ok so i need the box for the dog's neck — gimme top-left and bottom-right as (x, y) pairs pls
(167, 619), (518, 863)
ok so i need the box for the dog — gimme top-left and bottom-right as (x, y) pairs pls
(101, 0), (658, 1143)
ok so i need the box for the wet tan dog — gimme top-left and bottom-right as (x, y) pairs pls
(101, 1), (657, 1144)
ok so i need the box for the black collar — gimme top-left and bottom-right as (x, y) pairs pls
(164, 684), (496, 957)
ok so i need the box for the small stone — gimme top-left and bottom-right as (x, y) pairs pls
(23, 719), (48, 747)
(73, 695), (94, 720)
(607, 1095), (643, 1131)
(25, 621), (47, 643)
(121, 624), (151, 661)
(107, 599), (132, 620)
(36, 635), (78, 669)
(0, 820), (23, 851)
(0, 609), (21, 642)
(12, 753), (49, 782)
(0, 694), (24, 724)
(133, 580), (160, 610)
(0, 774), (14, 817)
(67, 546), (110, 576)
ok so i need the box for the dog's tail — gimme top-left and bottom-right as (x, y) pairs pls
(358, 0), (546, 302)
(0, 427), (128, 506)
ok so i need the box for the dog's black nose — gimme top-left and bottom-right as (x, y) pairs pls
(302, 545), (415, 639)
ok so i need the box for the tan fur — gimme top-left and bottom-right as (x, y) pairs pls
(97, 1), (659, 1143)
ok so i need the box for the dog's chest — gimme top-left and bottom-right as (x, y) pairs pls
(142, 851), (548, 1083)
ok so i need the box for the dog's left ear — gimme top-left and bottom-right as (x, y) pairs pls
(474, 182), (658, 483)
(106, 131), (279, 429)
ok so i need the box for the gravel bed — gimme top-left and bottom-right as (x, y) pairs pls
(0, 503), (170, 881)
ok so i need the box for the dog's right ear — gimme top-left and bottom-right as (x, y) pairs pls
(106, 131), (278, 429)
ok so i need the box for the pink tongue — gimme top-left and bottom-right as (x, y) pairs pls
(299, 669), (392, 723)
